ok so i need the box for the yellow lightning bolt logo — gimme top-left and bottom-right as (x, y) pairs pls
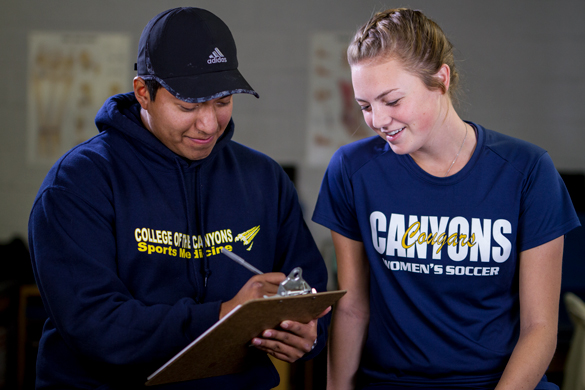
(235, 225), (260, 251)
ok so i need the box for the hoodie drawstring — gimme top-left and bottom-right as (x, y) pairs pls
(196, 167), (212, 294)
(175, 159), (204, 301)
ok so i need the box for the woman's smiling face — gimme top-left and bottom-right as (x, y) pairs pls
(351, 57), (449, 157)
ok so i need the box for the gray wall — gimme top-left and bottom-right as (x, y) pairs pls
(1, 0), (584, 252)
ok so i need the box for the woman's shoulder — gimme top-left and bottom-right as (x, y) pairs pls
(329, 135), (391, 174)
(338, 134), (387, 153)
(476, 123), (548, 171)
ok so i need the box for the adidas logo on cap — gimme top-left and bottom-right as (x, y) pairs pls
(207, 47), (227, 64)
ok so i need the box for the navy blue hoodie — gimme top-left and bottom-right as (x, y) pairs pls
(28, 92), (329, 389)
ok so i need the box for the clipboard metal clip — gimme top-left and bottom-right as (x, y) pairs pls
(276, 267), (312, 296)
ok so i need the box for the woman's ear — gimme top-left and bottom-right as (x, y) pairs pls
(133, 77), (150, 109)
(436, 63), (451, 94)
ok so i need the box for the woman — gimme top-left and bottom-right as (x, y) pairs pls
(312, 8), (580, 390)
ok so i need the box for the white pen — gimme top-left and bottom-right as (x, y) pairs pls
(220, 248), (264, 275)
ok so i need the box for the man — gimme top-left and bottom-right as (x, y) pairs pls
(28, 7), (329, 389)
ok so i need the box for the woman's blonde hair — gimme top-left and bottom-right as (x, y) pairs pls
(348, 8), (459, 100)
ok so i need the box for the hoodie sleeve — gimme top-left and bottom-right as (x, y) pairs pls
(28, 170), (220, 368)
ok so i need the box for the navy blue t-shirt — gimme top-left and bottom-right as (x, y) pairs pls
(313, 123), (579, 388)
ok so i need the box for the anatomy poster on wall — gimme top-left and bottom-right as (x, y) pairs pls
(27, 32), (131, 164)
(305, 32), (370, 167)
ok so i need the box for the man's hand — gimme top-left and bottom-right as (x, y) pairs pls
(219, 273), (285, 319)
(251, 305), (331, 363)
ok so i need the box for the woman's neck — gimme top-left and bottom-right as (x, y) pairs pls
(409, 105), (477, 177)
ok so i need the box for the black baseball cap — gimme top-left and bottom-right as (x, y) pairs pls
(135, 7), (259, 103)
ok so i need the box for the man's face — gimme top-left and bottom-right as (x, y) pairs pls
(137, 82), (233, 160)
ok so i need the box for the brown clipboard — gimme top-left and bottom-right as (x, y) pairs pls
(145, 290), (346, 386)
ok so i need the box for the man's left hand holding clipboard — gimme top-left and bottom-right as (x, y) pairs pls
(219, 249), (332, 363)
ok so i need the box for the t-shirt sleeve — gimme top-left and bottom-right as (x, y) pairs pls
(312, 148), (363, 241)
(517, 152), (580, 252)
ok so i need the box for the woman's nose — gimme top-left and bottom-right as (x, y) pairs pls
(371, 107), (391, 130)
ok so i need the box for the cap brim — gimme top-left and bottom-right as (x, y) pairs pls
(145, 69), (259, 103)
